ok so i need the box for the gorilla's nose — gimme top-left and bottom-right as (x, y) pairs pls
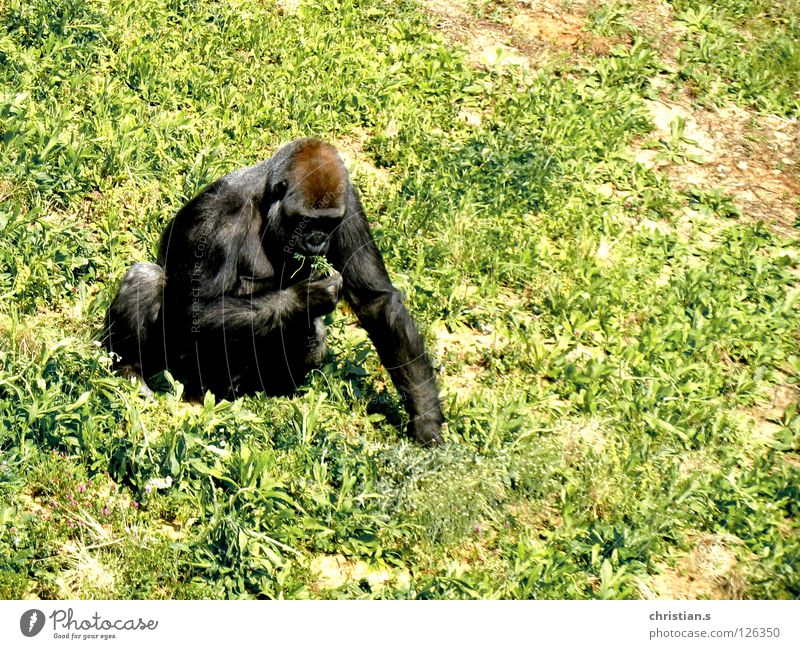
(306, 231), (326, 246)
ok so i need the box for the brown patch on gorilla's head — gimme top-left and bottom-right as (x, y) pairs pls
(293, 139), (347, 210)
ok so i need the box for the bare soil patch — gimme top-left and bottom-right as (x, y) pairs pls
(423, 0), (614, 70)
(331, 128), (394, 188)
(434, 322), (508, 400)
(422, 1), (798, 237)
(634, 97), (799, 236)
(738, 381), (800, 456)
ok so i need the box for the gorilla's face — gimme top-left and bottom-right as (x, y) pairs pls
(292, 209), (343, 256)
(272, 193), (344, 258)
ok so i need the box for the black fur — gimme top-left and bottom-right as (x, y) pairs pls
(105, 138), (444, 445)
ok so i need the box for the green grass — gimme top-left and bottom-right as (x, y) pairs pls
(0, 0), (798, 599)
(671, 0), (800, 116)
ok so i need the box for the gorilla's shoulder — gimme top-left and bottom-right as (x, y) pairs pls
(221, 161), (271, 198)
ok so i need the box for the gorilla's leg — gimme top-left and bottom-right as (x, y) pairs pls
(105, 262), (165, 384)
(233, 319), (327, 397)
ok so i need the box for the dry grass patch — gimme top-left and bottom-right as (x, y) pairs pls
(309, 554), (406, 592)
(642, 532), (748, 599)
(57, 542), (117, 598)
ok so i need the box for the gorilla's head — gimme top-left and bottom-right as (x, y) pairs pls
(264, 138), (347, 258)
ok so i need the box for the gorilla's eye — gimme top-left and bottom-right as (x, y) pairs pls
(273, 180), (288, 199)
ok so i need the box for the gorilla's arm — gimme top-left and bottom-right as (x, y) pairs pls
(189, 275), (341, 335)
(159, 185), (341, 336)
(329, 188), (444, 446)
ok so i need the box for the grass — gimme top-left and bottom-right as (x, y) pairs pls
(0, 0), (798, 599)
(672, 0), (800, 116)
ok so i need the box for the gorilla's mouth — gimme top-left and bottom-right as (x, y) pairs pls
(300, 242), (327, 256)
(300, 232), (329, 256)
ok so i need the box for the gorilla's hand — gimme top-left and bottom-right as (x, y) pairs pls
(295, 272), (343, 317)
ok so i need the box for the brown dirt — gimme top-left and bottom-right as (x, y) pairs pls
(275, 0), (303, 15)
(422, 0), (614, 70)
(634, 98), (800, 237)
(433, 322), (509, 401)
(738, 381), (800, 452)
(561, 417), (608, 457)
(510, 9), (584, 48)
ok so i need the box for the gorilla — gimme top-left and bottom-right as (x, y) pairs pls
(104, 138), (444, 445)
